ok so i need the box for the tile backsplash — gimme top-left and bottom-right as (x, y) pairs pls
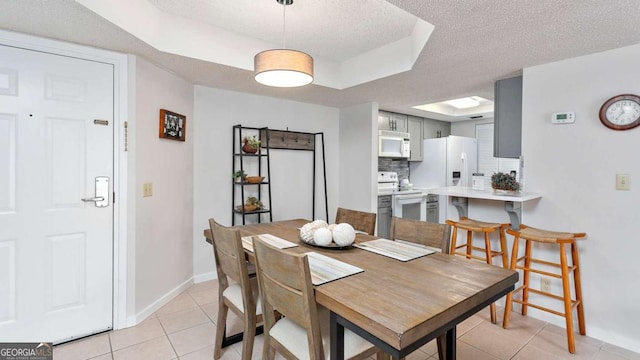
(378, 158), (409, 182)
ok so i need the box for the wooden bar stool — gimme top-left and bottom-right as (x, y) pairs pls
(502, 224), (586, 354)
(446, 217), (509, 323)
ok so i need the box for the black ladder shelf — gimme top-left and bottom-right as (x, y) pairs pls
(232, 125), (273, 226)
(232, 124), (329, 226)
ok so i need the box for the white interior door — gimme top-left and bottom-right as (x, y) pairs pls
(0, 44), (114, 343)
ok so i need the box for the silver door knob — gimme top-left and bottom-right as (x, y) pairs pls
(81, 196), (105, 202)
(82, 176), (109, 207)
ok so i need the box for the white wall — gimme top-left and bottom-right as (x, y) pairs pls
(338, 103), (379, 215)
(522, 43), (640, 352)
(133, 57), (194, 315)
(192, 87), (340, 279)
(450, 117), (494, 138)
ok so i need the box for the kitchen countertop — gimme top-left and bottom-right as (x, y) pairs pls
(427, 186), (541, 202)
(427, 186), (542, 229)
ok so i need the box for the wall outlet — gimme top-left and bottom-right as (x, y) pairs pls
(616, 174), (630, 190)
(540, 277), (551, 293)
(143, 182), (153, 197)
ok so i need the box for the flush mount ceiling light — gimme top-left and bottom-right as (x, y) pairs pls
(254, 0), (314, 87)
(444, 97), (481, 109)
(413, 96), (494, 119)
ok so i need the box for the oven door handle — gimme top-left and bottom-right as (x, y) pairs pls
(394, 194), (428, 201)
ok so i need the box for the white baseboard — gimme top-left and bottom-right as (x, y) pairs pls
(131, 277), (195, 326)
(194, 271), (217, 283)
(588, 327), (640, 354)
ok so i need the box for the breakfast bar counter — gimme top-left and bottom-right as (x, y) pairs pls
(428, 186), (542, 229)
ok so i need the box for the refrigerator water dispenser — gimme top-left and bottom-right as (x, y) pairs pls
(452, 171), (461, 186)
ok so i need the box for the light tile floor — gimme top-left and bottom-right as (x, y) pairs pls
(53, 280), (640, 360)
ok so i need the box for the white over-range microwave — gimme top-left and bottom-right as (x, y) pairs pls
(378, 130), (410, 158)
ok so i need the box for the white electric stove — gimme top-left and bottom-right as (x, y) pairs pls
(377, 171), (427, 222)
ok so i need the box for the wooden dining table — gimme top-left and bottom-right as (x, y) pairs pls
(204, 219), (518, 360)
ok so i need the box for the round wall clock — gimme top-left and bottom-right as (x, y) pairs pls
(599, 94), (640, 130)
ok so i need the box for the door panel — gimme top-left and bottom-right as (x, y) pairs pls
(0, 113), (16, 212)
(0, 44), (114, 343)
(46, 233), (86, 312)
(48, 117), (87, 208)
(0, 240), (16, 323)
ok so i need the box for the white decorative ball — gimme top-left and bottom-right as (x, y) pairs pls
(310, 219), (328, 229)
(328, 223), (337, 232)
(333, 223), (356, 246)
(313, 228), (333, 246)
(299, 223), (315, 243)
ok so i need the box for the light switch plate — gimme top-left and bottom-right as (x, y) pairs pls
(143, 182), (153, 197)
(616, 174), (630, 191)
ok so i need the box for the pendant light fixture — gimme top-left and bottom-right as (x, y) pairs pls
(254, 0), (314, 87)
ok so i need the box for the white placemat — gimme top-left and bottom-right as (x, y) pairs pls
(305, 252), (364, 285)
(354, 238), (435, 261)
(241, 234), (298, 253)
(394, 239), (443, 253)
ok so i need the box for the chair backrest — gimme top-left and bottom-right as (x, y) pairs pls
(252, 237), (325, 359)
(208, 219), (254, 311)
(389, 216), (452, 253)
(335, 207), (376, 235)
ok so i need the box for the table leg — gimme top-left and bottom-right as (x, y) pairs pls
(444, 326), (457, 360)
(330, 311), (345, 360)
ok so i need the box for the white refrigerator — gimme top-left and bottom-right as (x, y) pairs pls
(410, 136), (478, 222)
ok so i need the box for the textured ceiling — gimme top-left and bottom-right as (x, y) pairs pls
(146, 0), (418, 62)
(1, 0), (640, 121)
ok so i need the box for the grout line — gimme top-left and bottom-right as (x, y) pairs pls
(156, 313), (180, 359)
(507, 320), (548, 359)
(107, 334), (114, 360)
(457, 339), (500, 360)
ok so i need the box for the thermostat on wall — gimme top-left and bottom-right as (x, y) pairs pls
(551, 112), (575, 124)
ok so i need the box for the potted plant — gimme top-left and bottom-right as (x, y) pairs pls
(244, 196), (263, 211)
(232, 170), (247, 183)
(491, 172), (520, 193)
(242, 135), (261, 154)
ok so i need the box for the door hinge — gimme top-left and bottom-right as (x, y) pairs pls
(113, 192), (116, 204)
(124, 121), (128, 152)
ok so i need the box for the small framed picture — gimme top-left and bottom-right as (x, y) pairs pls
(159, 109), (186, 141)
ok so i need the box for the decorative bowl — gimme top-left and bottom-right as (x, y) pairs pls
(245, 176), (265, 184)
(235, 204), (259, 212)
